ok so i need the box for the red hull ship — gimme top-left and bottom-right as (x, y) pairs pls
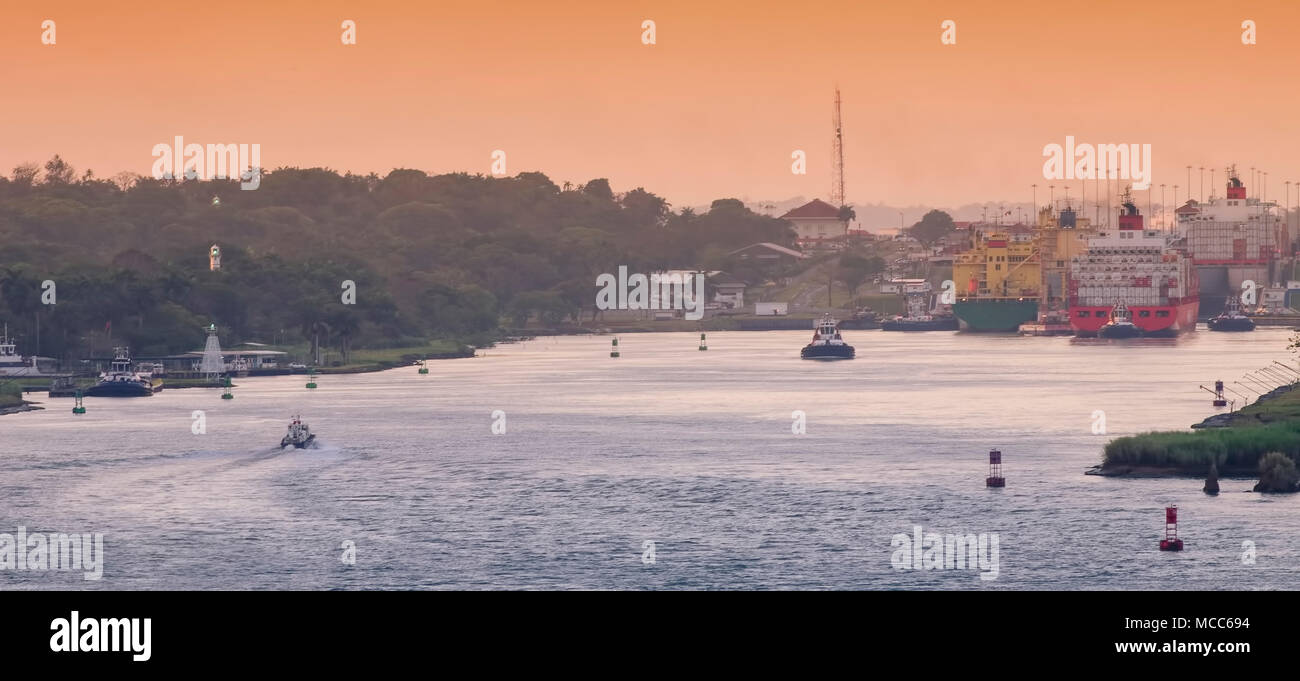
(1068, 193), (1199, 337)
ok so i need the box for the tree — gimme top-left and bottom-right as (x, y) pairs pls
(836, 254), (876, 296)
(43, 155), (76, 184)
(11, 163), (39, 186)
(906, 209), (956, 246)
(583, 178), (613, 200)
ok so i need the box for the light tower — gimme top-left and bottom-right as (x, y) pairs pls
(209, 244), (222, 271)
(830, 87), (845, 208)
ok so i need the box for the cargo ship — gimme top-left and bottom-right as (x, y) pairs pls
(1068, 193), (1199, 337)
(952, 205), (1091, 331)
(952, 230), (1040, 331)
(1175, 166), (1286, 316)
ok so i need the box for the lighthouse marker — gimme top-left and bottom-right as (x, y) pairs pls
(985, 448), (1005, 487)
(610, 337), (620, 358)
(1159, 505), (1184, 551)
(699, 333), (708, 351)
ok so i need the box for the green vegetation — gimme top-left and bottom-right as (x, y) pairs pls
(1256, 452), (1300, 493)
(0, 381), (22, 408)
(1101, 384), (1300, 475)
(1103, 422), (1300, 473)
(0, 158), (797, 361)
(905, 209), (956, 246)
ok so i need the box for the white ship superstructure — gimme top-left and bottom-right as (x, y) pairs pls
(1177, 167), (1284, 266)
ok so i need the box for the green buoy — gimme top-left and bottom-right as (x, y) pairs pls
(72, 390), (86, 415)
(221, 375), (234, 399)
(699, 333), (708, 351)
(610, 337), (620, 358)
(306, 368), (318, 389)
(418, 359), (429, 375)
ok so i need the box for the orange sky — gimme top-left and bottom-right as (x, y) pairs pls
(3, 0), (1298, 209)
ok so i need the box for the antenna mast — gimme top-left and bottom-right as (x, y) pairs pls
(831, 88), (845, 207)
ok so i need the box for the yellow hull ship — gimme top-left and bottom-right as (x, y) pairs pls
(952, 206), (1092, 331)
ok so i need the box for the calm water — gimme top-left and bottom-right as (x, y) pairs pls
(4, 327), (1300, 590)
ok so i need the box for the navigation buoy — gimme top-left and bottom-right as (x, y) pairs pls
(72, 390), (85, 415)
(418, 359), (429, 375)
(1159, 505), (1184, 551)
(985, 448), (1005, 487)
(699, 333), (707, 351)
(221, 375), (234, 400)
(1212, 380), (1227, 407)
(306, 369), (318, 389)
(610, 337), (620, 358)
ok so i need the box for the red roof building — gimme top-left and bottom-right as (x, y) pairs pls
(780, 199), (847, 248)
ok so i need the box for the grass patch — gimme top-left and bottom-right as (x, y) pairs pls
(1103, 421), (1300, 472)
(0, 382), (24, 408)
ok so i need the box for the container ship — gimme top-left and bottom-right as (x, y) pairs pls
(1175, 166), (1287, 316)
(952, 205), (1091, 331)
(1068, 193), (1199, 337)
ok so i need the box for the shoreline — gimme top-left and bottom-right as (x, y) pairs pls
(0, 402), (44, 416)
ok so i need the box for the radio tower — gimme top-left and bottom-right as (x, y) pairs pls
(830, 88), (845, 207)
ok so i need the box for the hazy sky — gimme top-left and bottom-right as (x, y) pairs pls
(3, 0), (1298, 209)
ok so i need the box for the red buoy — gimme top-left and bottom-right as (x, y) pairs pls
(1159, 505), (1184, 551)
(985, 448), (1005, 487)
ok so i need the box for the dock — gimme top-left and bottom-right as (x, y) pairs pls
(1019, 322), (1074, 336)
(1247, 315), (1300, 328)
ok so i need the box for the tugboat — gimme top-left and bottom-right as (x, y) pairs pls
(800, 314), (855, 359)
(1098, 302), (1142, 339)
(1207, 295), (1255, 332)
(279, 415), (316, 449)
(84, 347), (162, 397)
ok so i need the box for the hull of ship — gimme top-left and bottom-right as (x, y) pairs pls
(281, 434), (316, 449)
(1069, 301), (1199, 337)
(952, 299), (1039, 332)
(84, 380), (159, 397)
(1207, 317), (1256, 332)
(881, 317), (960, 332)
(800, 344), (855, 360)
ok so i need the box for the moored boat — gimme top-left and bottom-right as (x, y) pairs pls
(882, 289), (959, 331)
(881, 315), (959, 331)
(83, 347), (162, 397)
(1207, 295), (1256, 332)
(800, 314), (855, 359)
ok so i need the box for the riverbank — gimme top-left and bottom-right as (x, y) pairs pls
(0, 389), (42, 415)
(1090, 384), (1300, 477)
